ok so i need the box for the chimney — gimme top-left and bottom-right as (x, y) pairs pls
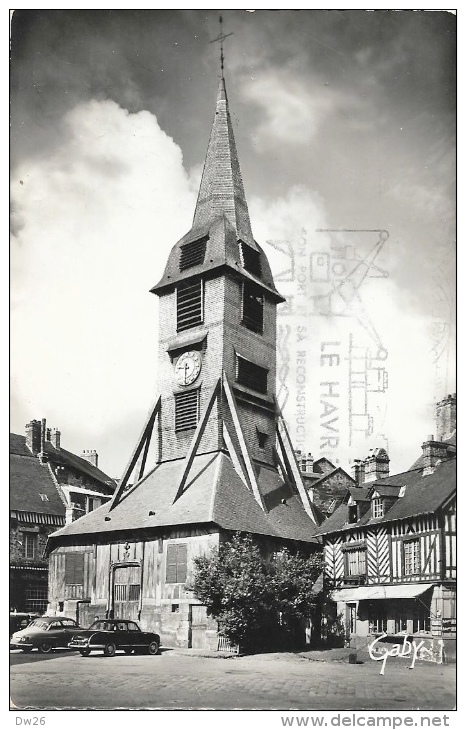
(299, 452), (314, 473)
(351, 459), (365, 485)
(46, 428), (52, 441)
(25, 420), (41, 455)
(81, 449), (98, 468)
(364, 448), (390, 483)
(40, 418), (46, 453)
(422, 436), (449, 476)
(51, 428), (61, 449)
(436, 393), (456, 442)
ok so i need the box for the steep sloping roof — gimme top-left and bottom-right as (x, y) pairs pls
(10, 453), (65, 516)
(10, 433), (33, 457)
(313, 458), (336, 475)
(347, 487), (371, 502)
(47, 452), (319, 546)
(42, 442), (115, 490)
(192, 77), (253, 244)
(370, 485), (402, 498)
(150, 77), (283, 302)
(316, 459), (456, 536)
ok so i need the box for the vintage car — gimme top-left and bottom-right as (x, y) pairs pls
(10, 612), (39, 639)
(10, 616), (84, 653)
(68, 619), (161, 657)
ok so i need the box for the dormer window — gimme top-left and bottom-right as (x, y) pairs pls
(348, 505), (358, 524)
(241, 281), (264, 334)
(240, 242), (262, 277)
(177, 280), (204, 332)
(179, 237), (207, 271)
(372, 497), (384, 518)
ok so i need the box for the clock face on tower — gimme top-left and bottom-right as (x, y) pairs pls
(174, 350), (202, 386)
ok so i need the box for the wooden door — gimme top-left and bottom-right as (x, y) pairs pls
(112, 565), (141, 621)
(189, 604), (208, 649)
(346, 602), (357, 640)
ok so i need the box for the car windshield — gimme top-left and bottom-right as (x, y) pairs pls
(28, 620), (49, 630)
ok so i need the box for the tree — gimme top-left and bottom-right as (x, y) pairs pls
(192, 533), (323, 651)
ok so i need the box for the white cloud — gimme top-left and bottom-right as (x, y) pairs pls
(10, 100), (455, 479)
(249, 186), (454, 474)
(11, 99), (196, 475)
(240, 72), (343, 149)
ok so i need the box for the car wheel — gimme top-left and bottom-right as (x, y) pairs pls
(38, 642), (53, 654)
(123, 648), (133, 655)
(79, 649), (91, 657)
(21, 647), (33, 653)
(147, 640), (159, 655)
(103, 642), (116, 657)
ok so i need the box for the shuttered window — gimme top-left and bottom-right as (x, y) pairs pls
(180, 238), (207, 271)
(166, 544), (188, 584)
(177, 280), (203, 331)
(240, 242), (262, 277)
(175, 389), (200, 431)
(241, 281), (264, 334)
(236, 355), (268, 394)
(65, 553), (84, 585)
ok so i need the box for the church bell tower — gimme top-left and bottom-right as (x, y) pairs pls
(105, 63), (316, 526)
(150, 75), (285, 471)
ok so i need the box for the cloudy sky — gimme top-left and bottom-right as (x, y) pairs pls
(10, 9), (456, 479)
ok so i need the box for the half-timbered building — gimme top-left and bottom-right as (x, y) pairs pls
(10, 419), (115, 614)
(318, 414), (456, 660)
(45, 72), (320, 648)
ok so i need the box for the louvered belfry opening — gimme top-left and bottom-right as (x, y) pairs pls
(242, 280), (264, 334)
(236, 355), (268, 394)
(175, 389), (200, 431)
(179, 237), (207, 271)
(240, 241), (262, 278)
(176, 279), (203, 331)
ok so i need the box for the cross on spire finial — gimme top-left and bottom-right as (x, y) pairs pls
(210, 15), (233, 77)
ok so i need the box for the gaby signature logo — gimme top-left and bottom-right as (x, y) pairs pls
(368, 633), (444, 675)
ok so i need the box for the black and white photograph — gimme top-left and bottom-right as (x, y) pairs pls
(9, 6), (457, 719)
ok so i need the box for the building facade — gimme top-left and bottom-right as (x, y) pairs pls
(295, 451), (356, 520)
(318, 397), (456, 660)
(46, 74), (320, 647)
(10, 419), (115, 614)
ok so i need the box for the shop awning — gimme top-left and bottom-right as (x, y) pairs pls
(331, 583), (434, 602)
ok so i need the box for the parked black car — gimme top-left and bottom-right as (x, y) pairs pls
(10, 616), (84, 653)
(68, 619), (161, 657)
(10, 612), (39, 640)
